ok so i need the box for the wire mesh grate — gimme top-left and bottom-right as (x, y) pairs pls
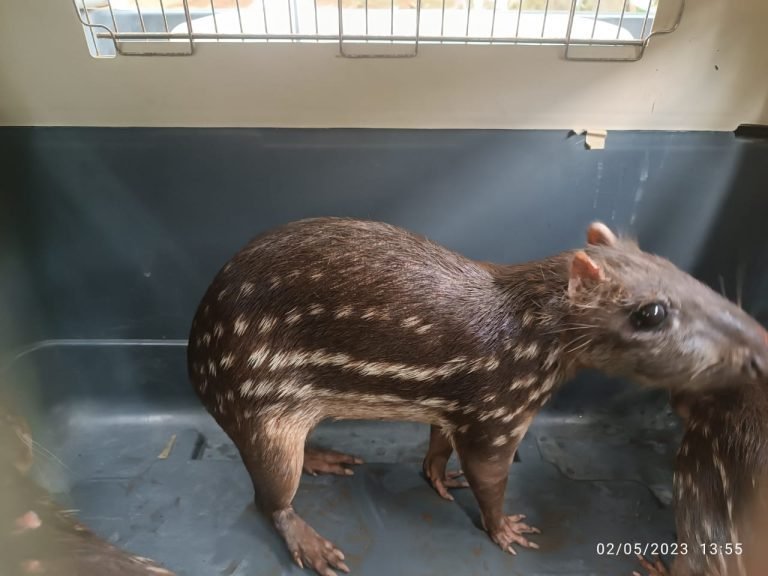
(72, 0), (683, 59)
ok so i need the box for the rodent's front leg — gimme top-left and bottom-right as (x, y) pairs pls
(454, 426), (540, 554)
(422, 425), (469, 501)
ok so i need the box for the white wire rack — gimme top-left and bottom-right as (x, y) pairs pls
(72, 0), (684, 59)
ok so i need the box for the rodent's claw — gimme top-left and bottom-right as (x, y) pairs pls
(441, 469), (470, 491)
(424, 464), (469, 501)
(430, 477), (455, 501)
(634, 554), (670, 576)
(444, 469), (470, 489)
(303, 448), (363, 477)
(277, 508), (349, 576)
(490, 515), (541, 555)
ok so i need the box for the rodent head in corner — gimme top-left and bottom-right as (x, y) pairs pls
(563, 222), (768, 392)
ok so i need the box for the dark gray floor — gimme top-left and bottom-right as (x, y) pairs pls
(3, 342), (682, 576)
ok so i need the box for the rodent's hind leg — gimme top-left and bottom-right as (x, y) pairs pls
(303, 447), (363, 477)
(237, 414), (349, 575)
(454, 429), (540, 555)
(423, 425), (469, 501)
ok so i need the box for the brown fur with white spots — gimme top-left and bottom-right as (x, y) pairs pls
(187, 217), (768, 576)
(0, 401), (176, 576)
(635, 380), (768, 576)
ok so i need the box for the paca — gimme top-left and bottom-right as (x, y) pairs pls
(188, 218), (768, 575)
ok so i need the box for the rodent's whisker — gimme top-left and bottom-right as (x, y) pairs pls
(20, 435), (72, 472)
(542, 324), (600, 336)
(564, 339), (595, 356)
(563, 333), (595, 355)
(689, 360), (721, 382)
(736, 262), (745, 310)
(718, 275), (727, 300)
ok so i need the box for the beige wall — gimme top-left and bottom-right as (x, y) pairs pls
(0, 0), (766, 129)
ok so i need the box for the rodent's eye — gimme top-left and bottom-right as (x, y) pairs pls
(630, 302), (668, 330)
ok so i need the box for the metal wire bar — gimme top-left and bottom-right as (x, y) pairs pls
(365, 0), (369, 35)
(262, 0), (270, 35)
(287, 0), (294, 35)
(640, 0), (653, 38)
(314, 0), (319, 36)
(564, 0), (577, 45)
(590, 0), (601, 39)
(80, 0), (192, 55)
(566, 0), (684, 61)
(209, 0), (219, 34)
(465, 0), (471, 38)
(80, 3), (101, 56)
(540, 0), (549, 37)
(440, 0), (446, 37)
(515, 0), (524, 38)
(490, 0), (498, 39)
(90, 0), (683, 60)
(341, 0), (412, 60)
(159, 0), (169, 32)
(234, 0), (244, 34)
(72, 1), (116, 54)
(616, 0), (627, 39)
(182, 0), (195, 49)
(106, 0), (119, 33)
(133, 0), (147, 32)
(390, 0), (394, 37)
(414, 0), (421, 44)
(102, 31), (649, 44)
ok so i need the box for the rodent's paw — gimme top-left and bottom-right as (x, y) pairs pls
(303, 448), (363, 477)
(289, 534), (349, 576)
(276, 509), (350, 576)
(633, 554), (670, 576)
(423, 465), (470, 502)
(489, 514), (541, 555)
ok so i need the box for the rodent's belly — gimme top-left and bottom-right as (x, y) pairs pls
(225, 356), (470, 427)
(322, 395), (447, 424)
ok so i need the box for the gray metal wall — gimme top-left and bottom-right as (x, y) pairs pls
(1, 127), (765, 351)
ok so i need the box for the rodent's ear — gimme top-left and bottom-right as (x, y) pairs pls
(568, 251), (604, 298)
(586, 222), (618, 247)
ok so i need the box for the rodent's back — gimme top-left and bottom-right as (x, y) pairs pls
(186, 218), (535, 422)
(673, 383), (768, 575)
(213, 217), (492, 310)
(190, 217), (501, 355)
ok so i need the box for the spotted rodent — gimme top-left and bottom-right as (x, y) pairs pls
(187, 217), (768, 576)
(635, 376), (768, 576)
(0, 401), (176, 576)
